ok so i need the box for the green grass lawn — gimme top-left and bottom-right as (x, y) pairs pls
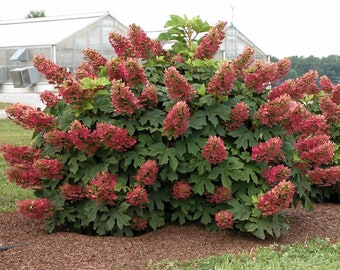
(150, 238), (340, 270)
(0, 118), (35, 212)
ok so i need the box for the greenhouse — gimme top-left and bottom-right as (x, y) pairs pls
(0, 12), (128, 93)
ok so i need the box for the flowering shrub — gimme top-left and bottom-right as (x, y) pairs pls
(1, 14), (340, 239)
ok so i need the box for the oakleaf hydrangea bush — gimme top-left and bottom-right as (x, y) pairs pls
(1, 15), (340, 239)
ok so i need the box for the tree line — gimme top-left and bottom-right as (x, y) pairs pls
(271, 55), (340, 84)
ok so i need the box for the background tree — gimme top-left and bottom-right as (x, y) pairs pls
(25, 10), (46, 19)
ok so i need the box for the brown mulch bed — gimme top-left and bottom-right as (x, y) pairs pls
(0, 202), (339, 270)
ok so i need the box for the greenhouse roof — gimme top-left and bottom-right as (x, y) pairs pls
(0, 11), (119, 48)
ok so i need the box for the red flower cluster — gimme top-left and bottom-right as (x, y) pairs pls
(171, 180), (192, 200)
(163, 101), (190, 139)
(40, 90), (59, 107)
(206, 186), (232, 204)
(130, 216), (148, 231)
(294, 70), (319, 96)
(307, 166), (340, 187)
(126, 185), (149, 206)
(5, 103), (55, 132)
(319, 75), (334, 93)
(134, 160), (158, 185)
(138, 83), (158, 108)
(96, 123), (137, 152)
(319, 96), (340, 123)
(251, 137), (285, 164)
(257, 180), (296, 216)
(245, 60), (281, 94)
(227, 101), (249, 131)
(0, 144), (42, 188)
(215, 210), (234, 229)
(59, 183), (85, 202)
(68, 120), (100, 156)
(230, 47), (254, 79)
(330, 83), (340, 104)
(33, 54), (71, 85)
(109, 32), (136, 59)
(18, 198), (54, 221)
(164, 66), (195, 101)
(33, 158), (64, 180)
(128, 23), (167, 59)
(43, 129), (72, 151)
(74, 62), (98, 80)
(194, 21), (227, 60)
(85, 172), (118, 205)
(111, 80), (141, 115)
(202, 136), (228, 164)
(262, 165), (291, 186)
(207, 61), (236, 98)
(106, 58), (126, 81)
(82, 48), (108, 72)
(294, 135), (335, 166)
(123, 58), (147, 88)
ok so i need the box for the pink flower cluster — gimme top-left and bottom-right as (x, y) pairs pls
(245, 59), (291, 94)
(262, 165), (291, 186)
(230, 47), (254, 79)
(59, 183), (85, 202)
(134, 160), (158, 185)
(96, 123), (137, 152)
(227, 101), (249, 131)
(0, 144), (42, 188)
(257, 180), (296, 216)
(5, 103), (55, 132)
(164, 66), (195, 101)
(215, 210), (234, 229)
(85, 172), (118, 205)
(202, 136), (228, 164)
(123, 58), (147, 88)
(67, 120), (100, 156)
(194, 21), (227, 60)
(207, 61), (236, 98)
(130, 216), (148, 231)
(138, 83), (158, 108)
(43, 129), (72, 151)
(206, 186), (232, 204)
(109, 24), (167, 60)
(111, 80), (141, 115)
(294, 135), (335, 166)
(128, 23), (167, 59)
(319, 96), (340, 123)
(171, 180), (192, 200)
(40, 90), (59, 107)
(18, 198), (54, 221)
(251, 137), (285, 164)
(163, 101), (190, 139)
(33, 158), (64, 180)
(33, 54), (71, 85)
(307, 166), (340, 187)
(126, 185), (149, 206)
(82, 48), (108, 72)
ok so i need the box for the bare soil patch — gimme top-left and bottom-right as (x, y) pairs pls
(0, 202), (339, 270)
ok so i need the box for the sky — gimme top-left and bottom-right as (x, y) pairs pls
(0, 0), (339, 59)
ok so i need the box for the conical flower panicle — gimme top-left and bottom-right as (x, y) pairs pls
(194, 21), (227, 60)
(163, 101), (190, 139)
(207, 61), (236, 98)
(110, 80), (141, 115)
(202, 136), (228, 164)
(82, 48), (108, 72)
(33, 54), (71, 85)
(164, 66), (195, 101)
(109, 31), (137, 59)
